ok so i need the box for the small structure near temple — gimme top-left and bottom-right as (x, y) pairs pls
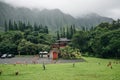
(39, 51), (48, 58)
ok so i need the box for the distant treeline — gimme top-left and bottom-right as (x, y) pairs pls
(56, 24), (76, 39)
(4, 20), (49, 34)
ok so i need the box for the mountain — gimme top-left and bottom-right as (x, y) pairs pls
(77, 13), (113, 29)
(0, 1), (113, 31)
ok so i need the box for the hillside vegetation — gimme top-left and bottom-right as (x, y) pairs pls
(70, 19), (120, 58)
(0, 19), (120, 59)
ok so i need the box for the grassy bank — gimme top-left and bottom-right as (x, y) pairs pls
(0, 57), (120, 80)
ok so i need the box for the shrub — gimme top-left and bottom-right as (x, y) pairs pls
(60, 46), (81, 59)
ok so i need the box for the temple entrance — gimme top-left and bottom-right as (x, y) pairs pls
(53, 52), (58, 60)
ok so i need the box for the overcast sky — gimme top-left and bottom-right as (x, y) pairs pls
(1, 0), (120, 19)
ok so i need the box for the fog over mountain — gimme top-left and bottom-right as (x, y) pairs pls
(1, 0), (120, 19)
(0, 1), (113, 31)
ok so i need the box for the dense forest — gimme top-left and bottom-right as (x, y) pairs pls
(56, 19), (120, 59)
(70, 19), (120, 59)
(0, 20), (52, 55)
(0, 19), (120, 59)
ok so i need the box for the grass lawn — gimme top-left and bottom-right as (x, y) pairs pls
(0, 57), (120, 80)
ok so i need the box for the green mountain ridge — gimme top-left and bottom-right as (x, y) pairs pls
(0, 1), (113, 31)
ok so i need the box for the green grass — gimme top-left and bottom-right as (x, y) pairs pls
(0, 57), (120, 80)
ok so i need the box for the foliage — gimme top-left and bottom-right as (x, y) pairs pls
(0, 21), (52, 55)
(17, 39), (37, 55)
(57, 25), (76, 39)
(70, 19), (120, 58)
(0, 18), (120, 59)
(99, 29), (120, 58)
(0, 31), (23, 55)
(17, 39), (51, 55)
(60, 46), (81, 59)
(88, 21), (120, 58)
(0, 41), (17, 54)
(5, 20), (49, 34)
(71, 31), (89, 53)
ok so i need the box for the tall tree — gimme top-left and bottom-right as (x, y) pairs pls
(73, 24), (76, 34)
(8, 20), (13, 30)
(60, 27), (62, 37)
(70, 25), (73, 39)
(4, 20), (8, 32)
(34, 23), (38, 31)
(71, 31), (88, 53)
(66, 26), (70, 39)
(22, 22), (26, 31)
(63, 27), (65, 37)
(57, 31), (60, 40)
(18, 21), (23, 31)
(44, 26), (49, 34)
(14, 21), (18, 30)
(27, 21), (33, 31)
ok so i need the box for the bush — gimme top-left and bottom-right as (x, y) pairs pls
(60, 46), (81, 59)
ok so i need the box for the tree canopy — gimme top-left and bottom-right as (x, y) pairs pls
(70, 19), (120, 58)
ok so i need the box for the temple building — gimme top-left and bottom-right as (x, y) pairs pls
(49, 38), (71, 60)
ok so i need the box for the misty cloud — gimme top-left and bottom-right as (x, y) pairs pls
(1, 0), (120, 19)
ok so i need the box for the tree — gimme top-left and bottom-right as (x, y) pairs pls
(85, 19), (120, 58)
(57, 31), (60, 40)
(26, 21), (33, 31)
(0, 41), (17, 55)
(66, 26), (70, 39)
(100, 29), (120, 58)
(34, 23), (38, 31)
(22, 22), (26, 31)
(4, 20), (8, 32)
(8, 20), (13, 30)
(44, 26), (49, 34)
(62, 27), (65, 37)
(70, 25), (73, 39)
(13, 21), (18, 30)
(73, 24), (76, 34)
(1, 31), (23, 45)
(18, 39), (38, 55)
(18, 21), (23, 31)
(97, 22), (110, 29)
(71, 31), (88, 53)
